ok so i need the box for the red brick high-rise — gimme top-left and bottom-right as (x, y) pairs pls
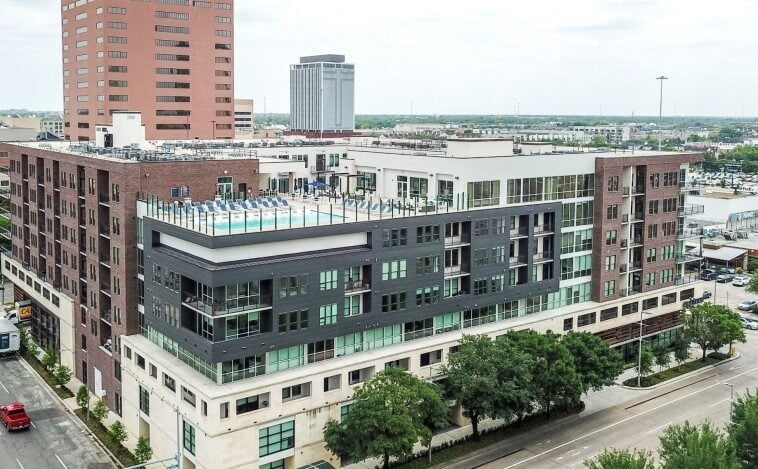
(61, 0), (234, 141)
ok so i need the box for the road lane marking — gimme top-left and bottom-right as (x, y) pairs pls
(55, 454), (68, 469)
(30, 421), (36, 429)
(16, 459), (24, 469)
(502, 366), (758, 469)
(646, 421), (673, 433)
(708, 398), (730, 408)
(0, 380), (8, 393)
(571, 453), (599, 468)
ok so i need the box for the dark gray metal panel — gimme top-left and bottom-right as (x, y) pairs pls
(142, 202), (563, 363)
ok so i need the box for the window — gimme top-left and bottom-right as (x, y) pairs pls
(680, 288), (694, 301)
(183, 420), (195, 455)
(381, 260), (407, 280)
(278, 275), (308, 298)
(662, 292), (677, 305)
(467, 180), (501, 207)
(420, 350), (442, 366)
(348, 366), (374, 385)
(605, 230), (617, 245)
(319, 304), (338, 326)
(603, 281), (616, 296)
(416, 255), (440, 275)
(642, 297), (658, 310)
(606, 204), (618, 220)
(415, 286), (440, 305)
(381, 292), (407, 312)
(139, 386), (149, 415)
(416, 225), (440, 244)
(647, 224), (658, 239)
(220, 402), (230, 419)
(277, 310), (308, 333)
(163, 373), (176, 392)
(136, 354), (145, 369)
(622, 301), (639, 316)
(259, 421), (294, 457)
(181, 386), (196, 407)
(282, 383), (310, 402)
(645, 272), (656, 286)
(646, 248), (657, 262)
(648, 200), (659, 215)
(473, 278), (487, 295)
(607, 176), (619, 191)
(474, 219), (489, 236)
(604, 255), (616, 271)
(149, 364), (157, 378)
(385, 358), (410, 370)
(600, 307), (618, 321)
(563, 317), (573, 331)
(382, 228), (407, 247)
(323, 374), (341, 392)
(577, 312), (597, 327)
(319, 270), (337, 291)
(236, 393), (269, 414)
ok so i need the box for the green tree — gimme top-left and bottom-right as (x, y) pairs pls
(41, 347), (57, 371)
(672, 335), (690, 371)
(685, 303), (744, 360)
(323, 367), (449, 468)
(52, 364), (72, 388)
(492, 336), (535, 424)
(76, 385), (90, 411)
(585, 448), (655, 469)
(652, 345), (671, 372)
(561, 332), (624, 394)
(90, 399), (109, 423)
(441, 335), (499, 440)
(746, 273), (758, 294)
(133, 436), (153, 464)
(638, 347), (654, 384)
(108, 420), (128, 447)
(18, 329), (34, 356)
(730, 389), (758, 466)
(508, 330), (582, 414)
(746, 258), (758, 273)
(658, 421), (740, 469)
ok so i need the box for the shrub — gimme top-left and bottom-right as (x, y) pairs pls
(76, 385), (90, 410)
(108, 420), (128, 447)
(90, 399), (109, 423)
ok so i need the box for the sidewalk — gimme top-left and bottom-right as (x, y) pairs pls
(345, 345), (710, 469)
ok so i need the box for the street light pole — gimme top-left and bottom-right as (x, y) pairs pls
(724, 382), (735, 424)
(656, 75), (668, 151)
(637, 310), (651, 387)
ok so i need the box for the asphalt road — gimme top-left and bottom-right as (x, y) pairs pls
(472, 328), (758, 469)
(0, 357), (114, 469)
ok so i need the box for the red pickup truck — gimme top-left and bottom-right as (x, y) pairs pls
(0, 402), (31, 430)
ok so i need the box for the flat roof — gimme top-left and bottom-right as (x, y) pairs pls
(300, 54), (345, 63)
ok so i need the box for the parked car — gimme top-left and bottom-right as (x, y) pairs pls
(700, 270), (715, 281)
(740, 317), (758, 330)
(738, 300), (758, 312)
(0, 402), (31, 431)
(702, 290), (713, 299)
(715, 274), (734, 283)
(732, 276), (749, 287)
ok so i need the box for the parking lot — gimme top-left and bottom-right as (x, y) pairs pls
(706, 274), (758, 317)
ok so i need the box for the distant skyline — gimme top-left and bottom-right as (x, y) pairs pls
(1, 0), (756, 117)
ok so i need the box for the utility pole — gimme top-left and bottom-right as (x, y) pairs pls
(656, 75), (668, 151)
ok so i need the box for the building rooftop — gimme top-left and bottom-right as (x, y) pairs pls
(143, 193), (496, 237)
(4, 139), (345, 163)
(299, 54), (345, 64)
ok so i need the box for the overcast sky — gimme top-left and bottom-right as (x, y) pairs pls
(1, 0), (756, 116)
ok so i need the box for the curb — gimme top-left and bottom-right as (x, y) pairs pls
(619, 353), (740, 390)
(19, 355), (124, 468)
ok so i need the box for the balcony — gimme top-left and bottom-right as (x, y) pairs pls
(509, 255), (528, 267)
(632, 184), (645, 195)
(628, 261), (642, 272)
(677, 204), (705, 216)
(676, 252), (703, 263)
(619, 287), (642, 297)
(344, 281), (371, 294)
(533, 251), (554, 263)
(98, 191), (110, 206)
(444, 234), (471, 246)
(100, 309), (112, 324)
(622, 186), (630, 197)
(444, 265), (469, 277)
(182, 293), (273, 316)
(509, 227), (529, 238)
(533, 224), (554, 236)
(630, 212), (645, 223)
(620, 239), (628, 248)
(629, 236), (643, 247)
(99, 224), (110, 238)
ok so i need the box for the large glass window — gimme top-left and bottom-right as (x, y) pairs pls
(277, 310), (308, 333)
(183, 420), (196, 455)
(319, 270), (337, 291)
(258, 420), (295, 457)
(224, 281), (261, 311)
(278, 275), (308, 298)
(467, 180), (501, 207)
(381, 260), (407, 280)
(139, 386), (149, 415)
(225, 311), (260, 340)
(319, 304), (338, 325)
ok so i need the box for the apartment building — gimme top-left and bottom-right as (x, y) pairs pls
(113, 139), (703, 469)
(1, 137), (260, 413)
(60, 0), (235, 141)
(234, 99), (254, 139)
(568, 125), (632, 143)
(289, 55), (355, 138)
